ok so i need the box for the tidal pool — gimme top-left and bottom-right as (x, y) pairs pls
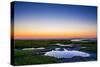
(44, 50), (90, 58)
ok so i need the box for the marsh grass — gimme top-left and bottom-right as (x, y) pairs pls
(14, 50), (58, 65)
(14, 40), (97, 65)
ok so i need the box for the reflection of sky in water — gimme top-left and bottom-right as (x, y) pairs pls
(44, 50), (90, 58)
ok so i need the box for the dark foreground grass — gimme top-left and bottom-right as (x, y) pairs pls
(14, 50), (58, 65)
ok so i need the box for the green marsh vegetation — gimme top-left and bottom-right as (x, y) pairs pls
(14, 39), (97, 65)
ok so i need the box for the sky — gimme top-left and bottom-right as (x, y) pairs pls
(13, 2), (97, 39)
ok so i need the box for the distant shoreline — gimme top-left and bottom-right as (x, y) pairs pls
(14, 38), (97, 40)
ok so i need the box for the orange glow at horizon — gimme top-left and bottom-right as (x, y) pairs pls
(14, 29), (97, 39)
(13, 19), (97, 39)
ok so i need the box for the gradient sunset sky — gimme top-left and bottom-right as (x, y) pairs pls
(13, 2), (97, 39)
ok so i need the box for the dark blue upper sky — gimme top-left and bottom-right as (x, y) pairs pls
(14, 1), (97, 23)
